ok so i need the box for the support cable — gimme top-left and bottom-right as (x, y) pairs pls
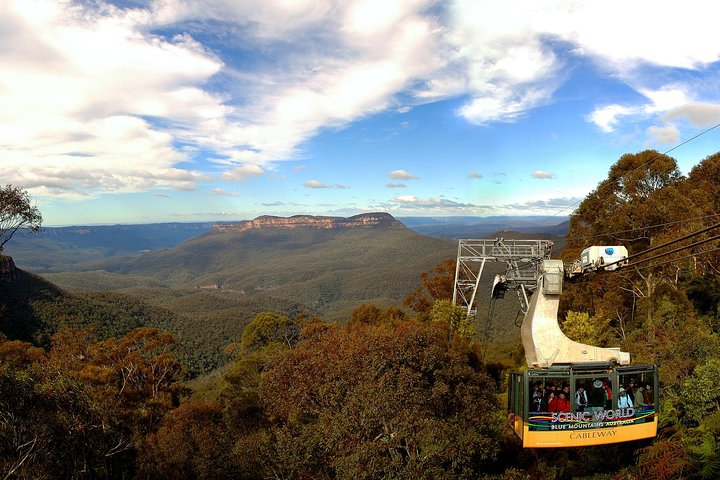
(632, 246), (720, 271)
(623, 233), (720, 269)
(603, 222), (720, 269)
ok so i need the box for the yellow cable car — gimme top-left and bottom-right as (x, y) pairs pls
(508, 363), (658, 447)
(453, 240), (658, 448)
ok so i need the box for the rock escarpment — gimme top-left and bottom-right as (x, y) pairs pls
(213, 212), (405, 233)
(0, 256), (18, 283)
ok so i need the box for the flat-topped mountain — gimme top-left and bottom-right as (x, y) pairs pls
(44, 218), (457, 322)
(213, 212), (404, 233)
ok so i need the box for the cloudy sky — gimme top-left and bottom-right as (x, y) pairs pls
(3, 0), (720, 225)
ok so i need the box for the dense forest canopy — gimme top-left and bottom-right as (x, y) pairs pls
(4, 150), (720, 478)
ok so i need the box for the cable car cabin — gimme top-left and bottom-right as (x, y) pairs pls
(508, 363), (658, 448)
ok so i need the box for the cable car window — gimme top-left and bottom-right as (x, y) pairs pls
(529, 377), (570, 413)
(585, 377), (612, 413)
(619, 372), (655, 409)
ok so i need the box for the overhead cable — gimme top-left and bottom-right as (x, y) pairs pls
(631, 246), (720, 271)
(603, 222), (720, 269)
(623, 233), (720, 269)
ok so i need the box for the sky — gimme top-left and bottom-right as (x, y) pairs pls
(2, 0), (720, 226)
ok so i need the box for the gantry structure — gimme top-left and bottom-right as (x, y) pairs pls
(452, 238), (630, 368)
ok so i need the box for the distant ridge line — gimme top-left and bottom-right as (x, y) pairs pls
(213, 212), (406, 233)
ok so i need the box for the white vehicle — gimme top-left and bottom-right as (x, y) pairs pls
(580, 245), (628, 272)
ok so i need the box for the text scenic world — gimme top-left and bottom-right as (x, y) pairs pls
(551, 408), (635, 423)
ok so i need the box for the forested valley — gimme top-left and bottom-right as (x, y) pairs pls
(3, 149), (720, 479)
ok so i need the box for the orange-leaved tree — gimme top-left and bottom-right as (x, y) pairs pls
(260, 318), (503, 480)
(404, 258), (456, 316)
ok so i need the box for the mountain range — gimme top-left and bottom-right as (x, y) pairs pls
(3, 213), (566, 374)
(5, 214), (568, 272)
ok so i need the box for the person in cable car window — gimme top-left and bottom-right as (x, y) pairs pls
(543, 384), (557, 411)
(618, 387), (633, 408)
(562, 385), (570, 399)
(529, 382), (538, 404)
(589, 379), (606, 413)
(602, 381), (613, 410)
(557, 392), (571, 413)
(531, 383), (544, 412)
(545, 392), (556, 412)
(576, 386), (588, 412)
(642, 383), (655, 406)
(626, 380), (636, 404)
(634, 384), (646, 406)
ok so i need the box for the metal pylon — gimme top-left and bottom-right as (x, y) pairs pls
(452, 238), (553, 317)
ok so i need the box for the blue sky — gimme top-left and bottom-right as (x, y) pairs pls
(2, 0), (720, 226)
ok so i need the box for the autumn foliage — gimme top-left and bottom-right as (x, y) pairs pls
(404, 257), (456, 315)
(6, 150), (720, 478)
(260, 319), (502, 479)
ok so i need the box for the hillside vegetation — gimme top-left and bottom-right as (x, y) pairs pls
(5, 222), (214, 272)
(37, 220), (457, 374)
(4, 150), (720, 478)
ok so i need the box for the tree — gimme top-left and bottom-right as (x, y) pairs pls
(560, 311), (593, 342)
(563, 150), (703, 346)
(260, 319), (503, 479)
(404, 258), (456, 316)
(137, 401), (242, 479)
(240, 312), (298, 354)
(44, 326), (188, 473)
(428, 299), (475, 338)
(0, 184), (42, 253)
(348, 304), (408, 327)
(565, 150), (688, 256)
(0, 334), (120, 478)
(680, 358), (720, 426)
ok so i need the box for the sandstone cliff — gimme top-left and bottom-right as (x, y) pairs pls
(213, 212), (405, 233)
(0, 255), (18, 283)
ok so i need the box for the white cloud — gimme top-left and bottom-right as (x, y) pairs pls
(386, 182), (407, 188)
(503, 196), (581, 214)
(663, 102), (720, 127)
(304, 180), (329, 188)
(390, 195), (475, 209)
(303, 180), (349, 189)
(221, 165), (265, 181)
(468, 172), (483, 179)
(588, 90), (718, 140)
(639, 87), (689, 113)
(389, 169), (420, 180)
(195, 0), (447, 164)
(646, 125), (680, 145)
(378, 194), (580, 216)
(0, 0), (223, 197)
(448, 0), (720, 127)
(587, 104), (638, 133)
(212, 188), (240, 197)
(4, 0), (720, 202)
(531, 170), (555, 179)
